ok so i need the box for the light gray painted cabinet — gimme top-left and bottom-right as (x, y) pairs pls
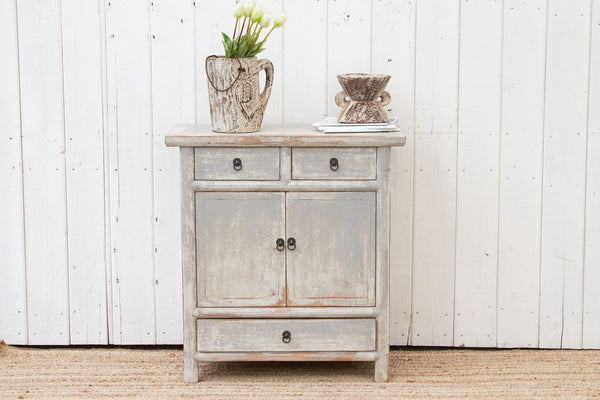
(166, 126), (405, 382)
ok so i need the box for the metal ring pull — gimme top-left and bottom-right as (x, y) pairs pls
(276, 238), (285, 251)
(287, 237), (296, 251)
(282, 330), (291, 343)
(330, 157), (339, 171)
(233, 158), (242, 171)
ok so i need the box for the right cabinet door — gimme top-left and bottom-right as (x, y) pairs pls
(286, 192), (376, 306)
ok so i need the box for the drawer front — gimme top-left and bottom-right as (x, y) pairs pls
(292, 148), (377, 180)
(197, 319), (375, 352)
(194, 148), (280, 180)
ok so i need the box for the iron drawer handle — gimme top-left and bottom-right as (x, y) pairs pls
(330, 157), (339, 171)
(282, 330), (291, 343)
(233, 158), (242, 171)
(287, 237), (296, 251)
(276, 238), (285, 251)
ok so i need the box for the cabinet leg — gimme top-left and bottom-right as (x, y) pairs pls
(184, 358), (199, 383)
(374, 354), (389, 382)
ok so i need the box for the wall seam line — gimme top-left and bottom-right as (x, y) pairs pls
(537, 0), (550, 349)
(13, 0), (29, 346)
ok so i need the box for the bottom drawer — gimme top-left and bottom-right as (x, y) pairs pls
(197, 319), (376, 352)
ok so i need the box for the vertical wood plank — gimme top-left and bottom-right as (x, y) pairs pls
(257, 0), (284, 125)
(372, 0), (416, 345)
(454, 0), (502, 347)
(583, 0), (600, 349)
(411, 0), (460, 346)
(195, 1), (232, 124)
(150, 0), (195, 345)
(539, 0), (591, 349)
(61, 0), (108, 345)
(0, 0), (27, 345)
(283, 0), (327, 124)
(327, 0), (372, 117)
(105, 0), (156, 344)
(17, 0), (70, 345)
(497, 0), (547, 348)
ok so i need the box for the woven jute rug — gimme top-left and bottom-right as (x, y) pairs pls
(1, 341), (599, 399)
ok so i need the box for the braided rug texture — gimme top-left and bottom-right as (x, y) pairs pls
(1, 341), (599, 399)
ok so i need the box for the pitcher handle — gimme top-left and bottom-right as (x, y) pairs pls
(256, 59), (274, 110)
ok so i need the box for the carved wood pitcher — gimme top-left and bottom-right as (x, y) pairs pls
(206, 56), (273, 133)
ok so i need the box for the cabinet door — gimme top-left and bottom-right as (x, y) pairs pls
(286, 192), (376, 306)
(196, 192), (285, 307)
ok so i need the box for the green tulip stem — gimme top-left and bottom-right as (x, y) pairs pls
(256, 26), (275, 49)
(236, 17), (247, 44)
(233, 18), (239, 40)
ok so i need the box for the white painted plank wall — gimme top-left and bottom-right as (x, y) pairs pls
(1, 0), (600, 349)
(373, 0), (415, 345)
(0, 0), (27, 345)
(17, 0), (70, 345)
(583, 0), (600, 349)
(497, 0), (546, 348)
(105, 0), (156, 344)
(539, 0), (591, 349)
(454, 0), (502, 348)
(62, 0), (108, 345)
(150, 0), (195, 344)
(411, 0), (459, 346)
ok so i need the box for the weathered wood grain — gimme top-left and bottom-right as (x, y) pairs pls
(291, 148), (377, 180)
(166, 126), (406, 148)
(286, 192), (376, 307)
(190, 180), (380, 192)
(375, 147), (391, 382)
(180, 147), (198, 383)
(193, 351), (379, 362)
(194, 147), (280, 180)
(197, 319), (376, 352)
(192, 307), (379, 319)
(206, 56), (273, 133)
(195, 192), (286, 307)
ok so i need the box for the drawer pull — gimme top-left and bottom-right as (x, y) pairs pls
(287, 237), (296, 251)
(276, 238), (285, 251)
(329, 157), (339, 171)
(282, 330), (291, 343)
(232, 158), (243, 171)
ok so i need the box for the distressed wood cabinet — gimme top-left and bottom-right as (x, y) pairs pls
(166, 125), (405, 382)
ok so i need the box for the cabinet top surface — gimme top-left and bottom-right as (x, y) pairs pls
(165, 124), (406, 148)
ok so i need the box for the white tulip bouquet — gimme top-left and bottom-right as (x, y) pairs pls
(222, 0), (287, 58)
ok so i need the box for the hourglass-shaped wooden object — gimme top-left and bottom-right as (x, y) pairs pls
(335, 73), (391, 123)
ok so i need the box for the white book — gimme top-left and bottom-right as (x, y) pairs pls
(313, 117), (399, 133)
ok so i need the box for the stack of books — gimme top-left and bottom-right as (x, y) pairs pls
(312, 117), (399, 134)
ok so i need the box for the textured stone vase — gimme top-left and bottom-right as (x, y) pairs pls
(206, 56), (273, 133)
(335, 73), (391, 123)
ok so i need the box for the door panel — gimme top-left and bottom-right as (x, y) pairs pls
(286, 192), (376, 306)
(196, 192), (285, 306)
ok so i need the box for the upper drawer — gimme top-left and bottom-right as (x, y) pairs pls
(194, 148), (280, 180)
(292, 148), (377, 180)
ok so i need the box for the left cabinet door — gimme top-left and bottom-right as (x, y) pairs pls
(195, 192), (286, 307)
